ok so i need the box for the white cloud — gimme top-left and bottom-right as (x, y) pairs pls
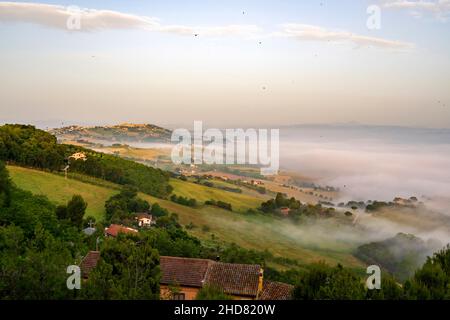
(0, 2), (261, 37)
(382, 0), (450, 20)
(0, 2), (412, 48)
(275, 24), (414, 49)
(0, 2), (159, 31)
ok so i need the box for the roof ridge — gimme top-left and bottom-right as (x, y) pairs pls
(160, 256), (215, 263)
(215, 261), (261, 268)
(202, 260), (216, 285)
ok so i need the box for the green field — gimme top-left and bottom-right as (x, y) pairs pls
(7, 166), (119, 220)
(170, 178), (267, 212)
(7, 165), (364, 269)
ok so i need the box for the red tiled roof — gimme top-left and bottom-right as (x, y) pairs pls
(80, 251), (100, 279)
(105, 224), (138, 237)
(205, 262), (261, 297)
(160, 257), (262, 297)
(160, 256), (213, 287)
(260, 280), (293, 300)
(79, 253), (292, 299)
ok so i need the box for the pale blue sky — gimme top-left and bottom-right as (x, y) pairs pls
(0, 0), (449, 128)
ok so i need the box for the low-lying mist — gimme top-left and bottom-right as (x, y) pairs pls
(280, 125), (450, 203)
(275, 125), (450, 268)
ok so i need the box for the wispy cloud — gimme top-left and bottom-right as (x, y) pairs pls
(382, 0), (450, 20)
(0, 2), (159, 31)
(0, 2), (413, 48)
(0, 2), (261, 37)
(274, 23), (415, 49)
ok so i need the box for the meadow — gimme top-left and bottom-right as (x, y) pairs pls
(7, 165), (118, 220)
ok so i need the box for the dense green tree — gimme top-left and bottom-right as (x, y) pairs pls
(155, 214), (181, 230)
(151, 203), (169, 217)
(0, 161), (11, 207)
(104, 187), (151, 224)
(170, 194), (197, 207)
(275, 192), (287, 207)
(0, 188), (58, 237)
(317, 264), (366, 300)
(67, 195), (87, 229)
(293, 262), (366, 300)
(55, 205), (68, 220)
(403, 246), (450, 299)
(219, 243), (265, 265)
(81, 234), (160, 300)
(0, 224), (74, 299)
(367, 274), (403, 300)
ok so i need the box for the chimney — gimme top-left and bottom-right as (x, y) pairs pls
(257, 268), (264, 299)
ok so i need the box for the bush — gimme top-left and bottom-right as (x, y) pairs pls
(196, 285), (232, 300)
(204, 199), (232, 211)
(170, 194), (197, 207)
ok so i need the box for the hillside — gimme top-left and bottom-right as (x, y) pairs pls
(170, 178), (268, 212)
(7, 165), (364, 269)
(7, 166), (118, 220)
(0, 124), (172, 198)
(355, 233), (440, 281)
(50, 123), (172, 143)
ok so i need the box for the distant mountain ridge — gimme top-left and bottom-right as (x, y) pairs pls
(50, 123), (172, 143)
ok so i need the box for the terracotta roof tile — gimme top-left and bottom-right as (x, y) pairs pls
(260, 280), (293, 300)
(80, 251), (100, 279)
(205, 262), (261, 297)
(105, 224), (138, 237)
(160, 256), (213, 287)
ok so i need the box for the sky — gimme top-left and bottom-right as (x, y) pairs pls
(0, 0), (450, 129)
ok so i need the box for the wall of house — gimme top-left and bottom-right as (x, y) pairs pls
(160, 285), (200, 300)
(230, 295), (255, 300)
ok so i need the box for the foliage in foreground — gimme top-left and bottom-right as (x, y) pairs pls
(196, 285), (232, 300)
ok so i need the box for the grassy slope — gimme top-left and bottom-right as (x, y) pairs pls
(141, 192), (363, 268)
(170, 178), (266, 212)
(7, 165), (364, 269)
(7, 166), (118, 220)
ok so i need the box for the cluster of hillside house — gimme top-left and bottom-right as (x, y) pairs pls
(80, 212), (292, 300)
(80, 251), (293, 300)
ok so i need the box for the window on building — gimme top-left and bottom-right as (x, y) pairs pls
(172, 293), (185, 300)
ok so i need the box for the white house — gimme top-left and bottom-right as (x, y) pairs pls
(135, 213), (154, 227)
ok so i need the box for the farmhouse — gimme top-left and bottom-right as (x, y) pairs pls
(69, 152), (87, 161)
(251, 180), (264, 186)
(80, 252), (293, 300)
(160, 256), (293, 300)
(135, 213), (154, 227)
(279, 207), (290, 216)
(104, 224), (138, 237)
